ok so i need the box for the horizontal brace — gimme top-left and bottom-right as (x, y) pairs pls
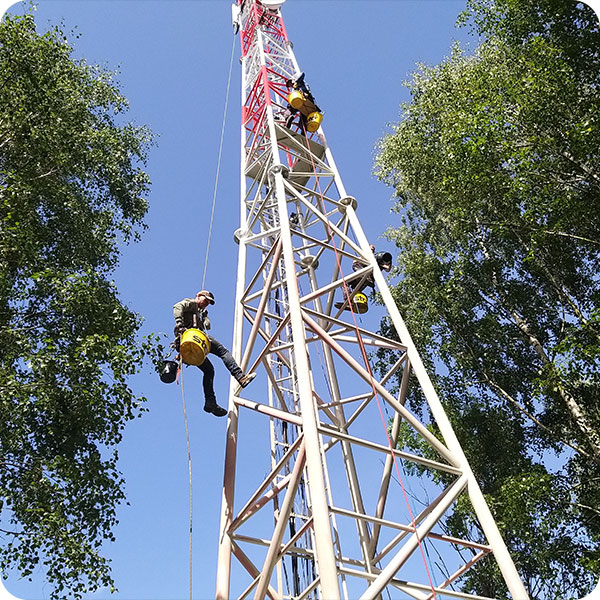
(317, 425), (461, 476)
(232, 533), (315, 559)
(235, 396), (301, 426)
(299, 313), (406, 363)
(338, 566), (496, 600)
(330, 505), (417, 536)
(330, 334), (406, 350)
(243, 225), (281, 245)
(331, 504), (489, 553)
(289, 230), (358, 263)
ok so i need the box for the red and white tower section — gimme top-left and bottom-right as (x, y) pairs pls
(216, 1), (530, 599)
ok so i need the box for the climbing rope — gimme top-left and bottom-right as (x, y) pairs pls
(201, 33), (237, 289)
(179, 36), (235, 597)
(178, 359), (193, 600)
(298, 122), (439, 598)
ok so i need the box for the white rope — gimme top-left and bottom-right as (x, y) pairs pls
(179, 360), (193, 600)
(202, 34), (236, 289)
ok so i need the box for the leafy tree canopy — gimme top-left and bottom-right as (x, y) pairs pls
(0, 10), (157, 598)
(375, 1), (599, 598)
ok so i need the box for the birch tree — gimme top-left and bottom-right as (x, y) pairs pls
(375, 1), (599, 597)
(0, 12), (155, 598)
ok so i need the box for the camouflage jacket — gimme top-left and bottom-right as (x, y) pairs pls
(173, 298), (211, 331)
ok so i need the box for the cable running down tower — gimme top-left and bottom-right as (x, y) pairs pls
(217, 1), (530, 599)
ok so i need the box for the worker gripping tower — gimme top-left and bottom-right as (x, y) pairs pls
(217, 1), (530, 599)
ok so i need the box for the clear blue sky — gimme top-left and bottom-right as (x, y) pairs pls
(0, 0), (534, 598)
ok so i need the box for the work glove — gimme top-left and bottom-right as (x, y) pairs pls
(175, 324), (187, 337)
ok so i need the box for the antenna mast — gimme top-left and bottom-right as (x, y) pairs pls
(217, 2), (529, 598)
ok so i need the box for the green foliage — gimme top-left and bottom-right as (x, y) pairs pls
(0, 11), (156, 598)
(375, 0), (600, 597)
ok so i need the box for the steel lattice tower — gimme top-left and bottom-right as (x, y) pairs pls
(216, 1), (530, 599)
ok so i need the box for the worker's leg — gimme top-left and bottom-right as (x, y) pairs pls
(208, 336), (256, 388)
(198, 358), (216, 402)
(208, 336), (244, 381)
(198, 358), (227, 417)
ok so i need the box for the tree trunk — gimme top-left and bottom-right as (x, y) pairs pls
(510, 309), (600, 463)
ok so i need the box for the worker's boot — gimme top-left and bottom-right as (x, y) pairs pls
(204, 399), (227, 417)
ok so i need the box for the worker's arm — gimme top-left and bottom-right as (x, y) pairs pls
(173, 298), (195, 328)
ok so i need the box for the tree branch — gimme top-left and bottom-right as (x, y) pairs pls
(575, 503), (600, 518)
(32, 168), (59, 180)
(463, 218), (600, 247)
(480, 371), (593, 461)
(511, 229), (595, 334)
(560, 150), (600, 187)
(473, 222), (600, 463)
(509, 309), (600, 463)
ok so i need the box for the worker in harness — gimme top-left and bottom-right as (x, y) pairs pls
(286, 72), (316, 105)
(283, 72), (323, 132)
(352, 245), (393, 292)
(335, 246), (393, 311)
(173, 290), (256, 417)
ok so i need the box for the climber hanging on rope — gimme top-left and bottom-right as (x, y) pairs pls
(173, 290), (256, 417)
(335, 246), (392, 311)
(351, 245), (392, 292)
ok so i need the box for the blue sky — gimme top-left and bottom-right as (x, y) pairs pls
(0, 1), (597, 599)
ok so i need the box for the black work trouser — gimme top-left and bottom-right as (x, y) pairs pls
(197, 336), (243, 403)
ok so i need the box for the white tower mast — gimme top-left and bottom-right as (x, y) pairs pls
(216, 2), (530, 599)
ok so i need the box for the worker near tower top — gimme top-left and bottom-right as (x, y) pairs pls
(283, 72), (321, 131)
(285, 72), (317, 106)
(173, 290), (256, 417)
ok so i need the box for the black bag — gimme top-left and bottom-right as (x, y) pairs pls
(159, 360), (178, 384)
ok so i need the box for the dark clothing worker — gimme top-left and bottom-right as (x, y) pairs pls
(173, 290), (255, 417)
(351, 245), (392, 292)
